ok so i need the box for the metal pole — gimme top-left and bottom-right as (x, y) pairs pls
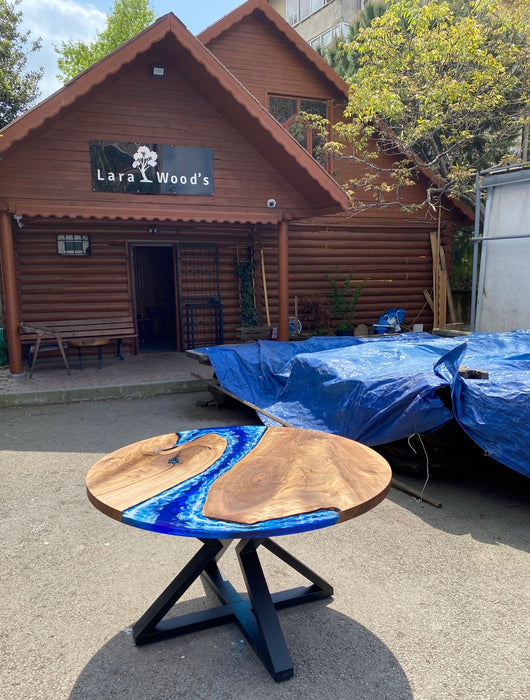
(470, 172), (481, 332)
(471, 233), (530, 242)
(474, 191), (492, 332)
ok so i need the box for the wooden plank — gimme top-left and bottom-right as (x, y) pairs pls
(439, 245), (457, 323)
(423, 289), (435, 312)
(86, 433), (228, 521)
(20, 318), (137, 343)
(192, 373), (292, 426)
(438, 260), (447, 327)
(203, 427), (391, 524)
(429, 232), (440, 328)
(194, 374), (443, 508)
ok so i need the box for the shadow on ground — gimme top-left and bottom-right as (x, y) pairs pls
(69, 599), (412, 700)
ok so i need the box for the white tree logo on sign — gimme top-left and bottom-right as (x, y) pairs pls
(132, 145), (158, 182)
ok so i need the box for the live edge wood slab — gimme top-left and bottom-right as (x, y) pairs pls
(86, 426), (392, 539)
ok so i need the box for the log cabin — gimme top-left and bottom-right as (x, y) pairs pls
(0, 0), (472, 376)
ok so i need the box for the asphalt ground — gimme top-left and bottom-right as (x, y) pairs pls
(1, 393), (529, 700)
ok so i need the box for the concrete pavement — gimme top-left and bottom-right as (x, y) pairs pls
(1, 393), (529, 699)
(0, 351), (210, 408)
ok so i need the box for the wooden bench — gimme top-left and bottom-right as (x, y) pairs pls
(20, 319), (137, 377)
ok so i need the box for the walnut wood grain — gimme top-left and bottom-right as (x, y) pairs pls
(202, 427), (391, 525)
(86, 432), (228, 520)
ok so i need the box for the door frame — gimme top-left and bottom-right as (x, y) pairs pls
(129, 242), (181, 352)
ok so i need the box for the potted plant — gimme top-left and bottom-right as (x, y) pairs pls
(326, 268), (365, 335)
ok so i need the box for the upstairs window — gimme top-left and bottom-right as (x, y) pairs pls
(310, 22), (350, 50)
(286, 0), (330, 26)
(269, 96), (328, 164)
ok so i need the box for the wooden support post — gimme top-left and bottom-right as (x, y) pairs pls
(278, 220), (289, 342)
(439, 245), (457, 324)
(0, 211), (24, 375)
(429, 232), (440, 329)
(438, 261), (447, 328)
(429, 231), (449, 328)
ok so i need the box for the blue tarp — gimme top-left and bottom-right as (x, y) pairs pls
(198, 331), (530, 477)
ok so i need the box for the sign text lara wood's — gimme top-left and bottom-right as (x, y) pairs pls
(90, 141), (214, 195)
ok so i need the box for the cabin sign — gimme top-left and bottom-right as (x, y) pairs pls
(90, 141), (214, 195)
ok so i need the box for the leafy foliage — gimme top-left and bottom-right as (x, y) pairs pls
(326, 268), (365, 329)
(0, 327), (8, 365)
(55, 0), (156, 83)
(318, 1), (388, 79)
(451, 226), (475, 291)
(237, 258), (261, 328)
(323, 0), (530, 211)
(0, 0), (42, 128)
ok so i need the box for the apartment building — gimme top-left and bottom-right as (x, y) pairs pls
(268, 0), (366, 50)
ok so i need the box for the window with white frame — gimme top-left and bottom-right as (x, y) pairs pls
(286, 0), (330, 26)
(309, 22), (350, 50)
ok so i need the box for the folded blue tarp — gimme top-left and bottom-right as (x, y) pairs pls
(198, 331), (530, 477)
(435, 334), (530, 477)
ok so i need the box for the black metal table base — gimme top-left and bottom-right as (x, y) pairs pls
(132, 537), (333, 682)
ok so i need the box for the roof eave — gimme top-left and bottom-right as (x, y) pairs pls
(0, 16), (182, 153)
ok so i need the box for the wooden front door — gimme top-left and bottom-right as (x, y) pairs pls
(131, 242), (223, 352)
(132, 244), (178, 352)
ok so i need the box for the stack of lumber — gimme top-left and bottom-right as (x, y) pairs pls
(427, 231), (457, 330)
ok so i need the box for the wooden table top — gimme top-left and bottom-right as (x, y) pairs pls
(86, 426), (392, 538)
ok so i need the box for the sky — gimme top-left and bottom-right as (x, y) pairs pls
(19, 1), (243, 99)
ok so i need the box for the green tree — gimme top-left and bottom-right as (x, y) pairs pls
(0, 0), (42, 128)
(326, 0), (530, 211)
(55, 0), (156, 83)
(319, 1), (388, 79)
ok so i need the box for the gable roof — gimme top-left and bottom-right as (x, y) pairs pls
(0, 12), (349, 221)
(199, 0), (348, 96)
(199, 0), (474, 222)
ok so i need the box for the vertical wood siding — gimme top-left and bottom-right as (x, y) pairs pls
(205, 14), (342, 106)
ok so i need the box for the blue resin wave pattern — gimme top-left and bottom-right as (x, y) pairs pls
(122, 426), (339, 538)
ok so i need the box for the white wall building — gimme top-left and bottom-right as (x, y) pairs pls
(473, 164), (530, 332)
(268, 0), (366, 50)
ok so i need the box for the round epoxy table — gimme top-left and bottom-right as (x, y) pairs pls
(86, 425), (392, 682)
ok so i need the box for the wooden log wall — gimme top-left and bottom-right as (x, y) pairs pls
(256, 224), (454, 333)
(11, 217), (458, 354)
(14, 221), (253, 350)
